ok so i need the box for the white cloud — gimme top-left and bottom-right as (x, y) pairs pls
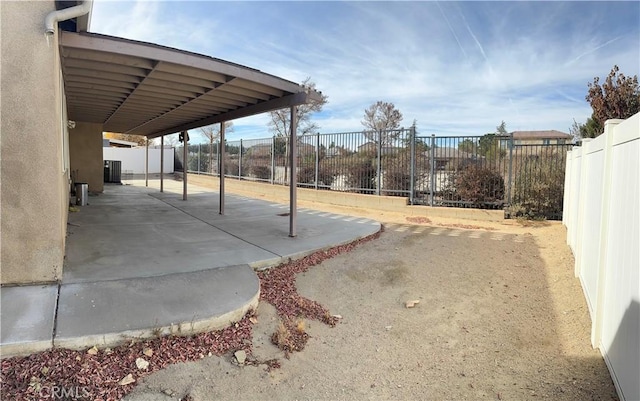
(89, 0), (640, 139)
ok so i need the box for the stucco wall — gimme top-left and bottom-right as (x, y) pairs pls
(70, 122), (105, 193)
(1, 1), (66, 284)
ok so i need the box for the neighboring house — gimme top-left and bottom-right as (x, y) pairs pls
(325, 146), (349, 158)
(424, 147), (477, 170)
(0, 1), (318, 285)
(248, 141), (315, 158)
(504, 130), (572, 146)
(247, 143), (272, 158)
(357, 141), (402, 156)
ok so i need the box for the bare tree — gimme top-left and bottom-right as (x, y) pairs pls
(361, 101), (404, 145)
(200, 122), (234, 173)
(268, 77), (327, 180)
(268, 77), (328, 137)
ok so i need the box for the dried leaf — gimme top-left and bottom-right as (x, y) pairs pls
(87, 346), (98, 355)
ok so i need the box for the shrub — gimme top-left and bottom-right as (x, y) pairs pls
(382, 162), (411, 196)
(224, 160), (239, 176)
(510, 153), (566, 219)
(250, 165), (271, 180)
(345, 157), (376, 193)
(446, 165), (505, 206)
(297, 165), (335, 188)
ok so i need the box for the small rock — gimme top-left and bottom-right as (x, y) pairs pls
(385, 325), (393, 331)
(405, 299), (420, 308)
(234, 350), (247, 365)
(143, 348), (153, 357)
(135, 357), (149, 370)
(86, 346), (98, 355)
(103, 347), (113, 355)
(118, 373), (135, 386)
(162, 389), (175, 396)
(332, 314), (343, 319)
(249, 317), (258, 324)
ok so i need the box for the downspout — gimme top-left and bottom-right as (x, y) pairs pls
(45, 0), (93, 36)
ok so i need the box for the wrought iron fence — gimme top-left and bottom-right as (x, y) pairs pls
(176, 129), (573, 220)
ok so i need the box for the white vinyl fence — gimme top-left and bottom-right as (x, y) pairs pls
(103, 147), (174, 175)
(563, 113), (639, 401)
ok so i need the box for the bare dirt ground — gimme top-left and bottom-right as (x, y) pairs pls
(122, 193), (618, 401)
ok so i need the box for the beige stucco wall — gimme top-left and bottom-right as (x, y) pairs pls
(1, 1), (67, 284)
(70, 122), (104, 193)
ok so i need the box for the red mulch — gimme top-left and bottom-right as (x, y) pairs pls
(0, 230), (381, 400)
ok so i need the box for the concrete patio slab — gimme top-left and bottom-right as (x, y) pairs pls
(1, 179), (381, 357)
(55, 265), (259, 350)
(0, 285), (57, 357)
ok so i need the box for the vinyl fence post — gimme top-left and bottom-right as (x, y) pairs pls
(315, 132), (320, 190)
(376, 130), (382, 196)
(409, 127), (416, 205)
(430, 134), (436, 207)
(507, 132), (514, 211)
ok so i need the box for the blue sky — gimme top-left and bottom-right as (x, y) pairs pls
(90, 1), (640, 142)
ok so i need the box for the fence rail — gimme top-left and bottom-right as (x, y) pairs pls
(176, 129), (572, 220)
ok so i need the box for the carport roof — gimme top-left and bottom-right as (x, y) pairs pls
(60, 31), (320, 138)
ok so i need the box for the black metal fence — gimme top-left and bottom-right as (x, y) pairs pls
(176, 129), (573, 220)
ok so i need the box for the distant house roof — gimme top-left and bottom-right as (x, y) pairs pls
(509, 130), (571, 140)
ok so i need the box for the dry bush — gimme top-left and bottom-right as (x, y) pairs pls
(510, 153), (566, 220)
(344, 157), (376, 193)
(250, 164), (271, 180)
(271, 319), (309, 356)
(445, 165), (505, 206)
(297, 166), (335, 187)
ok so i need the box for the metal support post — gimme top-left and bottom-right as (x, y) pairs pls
(289, 107), (298, 237)
(430, 134), (436, 207)
(270, 136), (275, 184)
(182, 131), (188, 201)
(219, 123), (226, 214)
(160, 135), (164, 192)
(145, 137), (149, 187)
(315, 133), (320, 190)
(409, 126), (416, 205)
(239, 139), (243, 179)
(507, 132), (514, 209)
(376, 130), (382, 195)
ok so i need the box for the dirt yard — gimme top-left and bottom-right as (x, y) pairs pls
(123, 199), (617, 401)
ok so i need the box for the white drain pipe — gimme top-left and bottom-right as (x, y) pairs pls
(45, 0), (92, 36)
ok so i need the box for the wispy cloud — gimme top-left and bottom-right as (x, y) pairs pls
(89, 0), (640, 140)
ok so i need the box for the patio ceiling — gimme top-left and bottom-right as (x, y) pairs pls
(60, 31), (320, 138)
